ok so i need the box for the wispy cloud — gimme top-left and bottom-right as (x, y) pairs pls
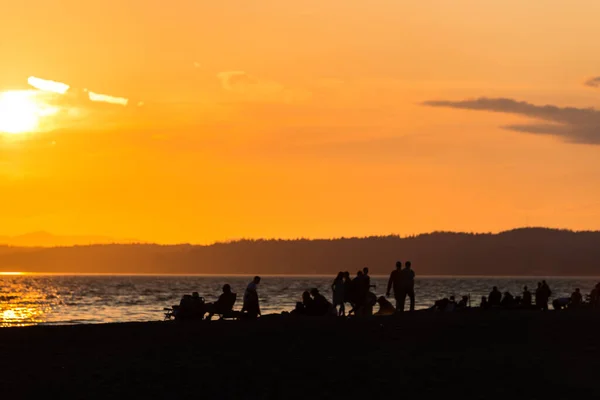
(86, 90), (128, 106)
(584, 77), (600, 88)
(217, 71), (262, 92)
(424, 97), (600, 145)
(217, 71), (311, 104)
(28, 76), (70, 95)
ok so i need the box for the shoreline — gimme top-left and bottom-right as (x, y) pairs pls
(1, 310), (599, 398)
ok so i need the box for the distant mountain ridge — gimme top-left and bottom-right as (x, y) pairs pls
(0, 231), (140, 247)
(1, 227), (600, 276)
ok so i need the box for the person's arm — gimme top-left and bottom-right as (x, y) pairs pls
(386, 272), (393, 296)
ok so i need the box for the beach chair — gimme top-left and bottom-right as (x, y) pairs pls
(214, 293), (238, 320)
(164, 305), (178, 321)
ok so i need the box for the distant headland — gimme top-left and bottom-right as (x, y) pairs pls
(0, 228), (599, 276)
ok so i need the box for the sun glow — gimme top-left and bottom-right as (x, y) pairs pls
(0, 90), (59, 134)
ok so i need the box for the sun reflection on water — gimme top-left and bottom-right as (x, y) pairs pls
(0, 275), (57, 327)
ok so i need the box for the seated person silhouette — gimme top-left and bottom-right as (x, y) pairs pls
(310, 288), (333, 316)
(552, 297), (570, 310)
(501, 291), (515, 307)
(301, 291), (315, 315)
(291, 301), (306, 316)
(489, 287), (502, 307)
(205, 284), (237, 320)
(457, 295), (469, 309)
(375, 296), (396, 316)
(480, 296), (489, 309)
(570, 288), (583, 308)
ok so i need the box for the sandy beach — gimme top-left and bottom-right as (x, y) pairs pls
(1, 310), (599, 399)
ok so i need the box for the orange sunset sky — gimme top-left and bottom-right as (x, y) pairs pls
(1, 0), (600, 244)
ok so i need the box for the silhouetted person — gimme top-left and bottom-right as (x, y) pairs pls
(291, 302), (305, 316)
(363, 267), (375, 290)
(310, 288), (332, 316)
(205, 284), (237, 320)
(522, 286), (532, 307)
(386, 261), (403, 310)
(375, 296), (395, 316)
(571, 288), (582, 308)
(480, 296), (489, 310)
(348, 270), (365, 314)
(242, 276), (261, 318)
(331, 272), (345, 316)
(501, 291), (515, 307)
(446, 296), (457, 312)
(398, 261), (416, 312)
(590, 283), (600, 308)
(552, 296), (570, 310)
(457, 295), (469, 309)
(343, 271), (353, 309)
(537, 280), (551, 311)
(489, 286), (501, 307)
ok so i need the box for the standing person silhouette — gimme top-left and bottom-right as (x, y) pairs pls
(386, 261), (403, 310)
(399, 261), (416, 312)
(331, 272), (346, 316)
(242, 276), (261, 319)
(522, 286), (532, 307)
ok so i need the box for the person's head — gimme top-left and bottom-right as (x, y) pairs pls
(302, 291), (311, 302)
(492, 286), (498, 292)
(336, 271), (344, 280)
(462, 295), (468, 301)
(575, 288), (580, 293)
(504, 291), (510, 296)
(524, 286), (528, 291)
(363, 267), (369, 275)
(542, 280), (547, 284)
(396, 261), (402, 269)
(537, 282), (542, 287)
(343, 271), (350, 279)
(405, 261), (412, 269)
(377, 296), (386, 304)
(310, 288), (320, 297)
(450, 296), (455, 301)
(222, 284), (231, 293)
(192, 292), (200, 298)
(253, 276), (261, 284)
(357, 270), (363, 277)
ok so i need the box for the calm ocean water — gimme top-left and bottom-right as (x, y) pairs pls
(1, 274), (599, 327)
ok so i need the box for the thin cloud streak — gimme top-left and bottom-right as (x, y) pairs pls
(424, 97), (600, 145)
(87, 90), (129, 106)
(584, 77), (600, 88)
(28, 76), (70, 95)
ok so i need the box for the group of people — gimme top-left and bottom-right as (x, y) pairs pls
(171, 270), (600, 321)
(327, 261), (416, 317)
(477, 280), (600, 311)
(172, 276), (262, 320)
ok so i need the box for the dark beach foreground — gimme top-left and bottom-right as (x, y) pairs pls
(1, 311), (599, 399)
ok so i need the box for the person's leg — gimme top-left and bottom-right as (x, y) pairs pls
(340, 302), (345, 316)
(409, 289), (415, 311)
(402, 290), (409, 312)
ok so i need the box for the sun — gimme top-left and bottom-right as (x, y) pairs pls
(0, 90), (58, 134)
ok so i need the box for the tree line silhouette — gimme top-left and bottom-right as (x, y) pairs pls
(0, 228), (599, 275)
